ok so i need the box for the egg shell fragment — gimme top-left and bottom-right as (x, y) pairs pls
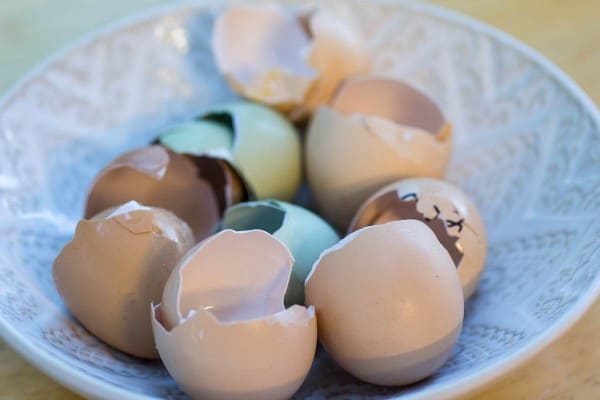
(350, 178), (487, 300)
(212, 4), (369, 119)
(291, 7), (371, 120)
(155, 230), (317, 400)
(158, 102), (302, 201)
(53, 201), (194, 359)
(85, 145), (226, 241)
(306, 77), (452, 229)
(161, 229), (295, 330)
(212, 4), (315, 111)
(222, 200), (340, 306)
(305, 220), (463, 385)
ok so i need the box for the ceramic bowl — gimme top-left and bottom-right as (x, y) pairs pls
(0, 1), (598, 399)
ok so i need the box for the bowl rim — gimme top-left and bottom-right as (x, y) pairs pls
(0, 1), (598, 399)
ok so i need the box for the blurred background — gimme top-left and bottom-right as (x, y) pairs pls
(1, 0), (599, 104)
(0, 1), (598, 399)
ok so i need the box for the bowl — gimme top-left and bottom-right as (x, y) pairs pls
(0, 1), (598, 399)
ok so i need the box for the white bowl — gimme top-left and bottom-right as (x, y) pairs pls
(0, 1), (598, 399)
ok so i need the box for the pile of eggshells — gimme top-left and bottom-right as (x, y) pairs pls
(53, 4), (487, 400)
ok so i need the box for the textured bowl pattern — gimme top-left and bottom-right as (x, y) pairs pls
(0, 1), (598, 399)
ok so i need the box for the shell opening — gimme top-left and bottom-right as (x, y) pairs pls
(201, 111), (234, 127)
(223, 202), (286, 235)
(173, 231), (292, 325)
(186, 155), (250, 214)
(84, 146), (221, 241)
(156, 109), (253, 208)
(198, 111), (235, 138)
(158, 118), (233, 157)
(349, 192), (463, 267)
(330, 78), (446, 135)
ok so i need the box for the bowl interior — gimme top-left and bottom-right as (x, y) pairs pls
(0, 1), (599, 399)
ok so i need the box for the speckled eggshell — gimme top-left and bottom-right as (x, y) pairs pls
(222, 200), (340, 306)
(306, 77), (452, 229)
(350, 178), (487, 300)
(84, 145), (222, 241)
(53, 201), (194, 359)
(154, 230), (317, 400)
(158, 101), (302, 201)
(305, 220), (463, 386)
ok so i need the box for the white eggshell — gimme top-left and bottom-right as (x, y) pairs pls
(305, 220), (463, 386)
(306, 77), (452, 229)
(155, 230), (317, 400)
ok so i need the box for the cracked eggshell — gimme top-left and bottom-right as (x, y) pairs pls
(158, 101), (301, 201)
(53, 201), (194, 359)
(84, 145), (238, 241)
(222, 200), (340, 306)
(306, 77), (452, 229)
(154, 230), (317, 400)
(305, 220), (463, 386)
(212, 4), (369, 119)
(350, 178), (487, 300)
(152, 305), (315, 400)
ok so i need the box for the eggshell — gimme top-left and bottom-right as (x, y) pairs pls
(154, 230), (317, 400)
(152, 305), (316, 400)
(159, 119), (233, 156)
(222, 200), (340, 306)
(85, 145), (242, 241)
(212, 4), (315, 112)
(350, 178), (487, 300)
(53, 201), (194, 359)
(295, 8), (370, 120)
(212, 4), (369, 119)
(158, 102), (302, 201)
(305, 220), (463, 386)
(306, 77), (452, 229)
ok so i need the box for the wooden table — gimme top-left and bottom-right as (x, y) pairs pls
(1, 0), (599, 398)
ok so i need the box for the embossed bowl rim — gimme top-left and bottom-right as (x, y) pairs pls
(0, 0), (598, 399)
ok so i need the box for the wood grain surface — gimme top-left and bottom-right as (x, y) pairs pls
(0, 0), (598, 399)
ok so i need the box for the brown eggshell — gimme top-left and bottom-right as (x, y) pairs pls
(306, 77), (452, 229)
(212, 4), (369, 118)
(152, 305), (316, 400)
(305, 220), (463, 385)
(349, 178), (487, 300)
(155, 230), (317, 400)
(53, 201), (194, 358)
(85, 145), (225, 241)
